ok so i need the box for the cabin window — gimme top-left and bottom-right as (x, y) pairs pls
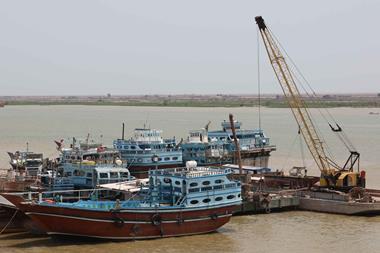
(86, 173), (92, 178)
(65, 172), (72, 177)
(120, 172), (129, 178)
(201, 186), (212, 191)
(164, 157), (170, 161)
(238, 194), (241, 198)
(189, 188), (199, 193)
(73, 170), (85, 176)
(158, 158), (162, 161)
(225, 183), (236, 188)
(213, 185), (223, 190)
(227, 195), (235, 200)
(99, 173), (108, 179)
(190, 200), (199, 205)
(215, 197), (223, 201)
(215, 179), (224, 184)
(190, 182), (198, 187)
(110, 172), (119, 178)
(175, 181), (181, 185)
(172, 157), (178, 160)
(163, 178), (172, 184)
(202, 198), (211, 203)
(131, 146), (136, 149)
(202, 181), (210, 186)
(123, 146), (128, 149)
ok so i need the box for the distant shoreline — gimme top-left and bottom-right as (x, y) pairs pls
(1, 94), (380, 108)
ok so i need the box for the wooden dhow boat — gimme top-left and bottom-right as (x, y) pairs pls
(2, 162), (241, 239)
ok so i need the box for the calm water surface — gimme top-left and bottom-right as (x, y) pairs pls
(0, 106), (379, 253)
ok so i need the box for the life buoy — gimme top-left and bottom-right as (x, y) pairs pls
(210, 213), (218, 220)
(114, 217), (125, 227)
(176, 216), (184, 224)
(44, 199), (55, 204)
(151, 213), (162, 226)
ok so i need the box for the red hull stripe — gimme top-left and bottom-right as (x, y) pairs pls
(46, 228), (222, 240)
(26, 212), (232, 224)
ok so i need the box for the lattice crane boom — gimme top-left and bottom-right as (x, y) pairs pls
(255, 16), (332, 172)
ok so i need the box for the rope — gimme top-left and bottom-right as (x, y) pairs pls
(0, 209), (18, 234)
(268, 27), (357, 155)
(281, 131), (300, 171)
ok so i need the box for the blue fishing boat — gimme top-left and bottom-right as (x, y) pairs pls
(2, 162), (242, 240)
(114, 128), (182, 178)
(53, 138), (134, 189)
(181, 120), (276, 167)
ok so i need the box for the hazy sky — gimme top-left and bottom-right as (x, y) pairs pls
(0, 0), (379, 95)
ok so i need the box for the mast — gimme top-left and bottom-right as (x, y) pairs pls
(229, 114), (242, 174)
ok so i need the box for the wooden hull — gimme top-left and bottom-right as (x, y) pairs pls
(0, 179), (36, 192)
(0, 204), (26, 233)
(3, 194), (236, 240)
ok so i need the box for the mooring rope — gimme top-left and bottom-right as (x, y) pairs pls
(0, 208), (18, 234)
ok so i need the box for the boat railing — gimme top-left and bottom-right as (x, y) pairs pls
(150, 167), (231, 178)
(6, 188), (113, 203)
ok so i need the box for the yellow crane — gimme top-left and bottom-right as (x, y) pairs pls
(255, 16), (365, 190)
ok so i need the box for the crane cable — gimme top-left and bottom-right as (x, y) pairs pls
(268, 27), (356, 153)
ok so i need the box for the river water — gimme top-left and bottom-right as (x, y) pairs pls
(0, 105), (380, 252)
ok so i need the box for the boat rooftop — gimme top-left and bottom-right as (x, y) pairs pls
(149, 167), (231, 178)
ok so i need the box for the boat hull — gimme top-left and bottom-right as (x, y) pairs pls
(299, 191), (380, 215)
(3, 194), (236, 239)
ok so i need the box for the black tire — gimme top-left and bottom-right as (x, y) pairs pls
(151, 214), (162, 226)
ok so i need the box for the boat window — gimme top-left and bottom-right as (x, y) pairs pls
(164, 157), (170, 161)
(227, 195), (235, 199)
(189, 188), (199, 193)
(190, 200), (199, 205)
(202, 198), (211, 203)
(225, 183), (236, 188)
(175, 181), (181, 185)
(73, 170), (85, 176)
(123, 146), (128, 149)
(215, 197), (223, 201)
(158, 157), (162, 161)
(202, 181), (210, 186)
(99, 173), (108, 179)
(213, 185), (223, 190)
(215, 179), (224, 184)
(163, 178), (172, 184)
(190, 182), (198, 187)
(238, 194), (241, 198)
(172, 157), (178, 160)
(110, 172), (119, 178)
(201, 186), (212, 191)
(120, 172), (129, 178)
(65, 172), (72, 177)
(86, 173), (92, 178)
(131, 146), (136, 149)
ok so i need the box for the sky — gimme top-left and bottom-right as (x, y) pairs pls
(0, 0), (379, 96)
